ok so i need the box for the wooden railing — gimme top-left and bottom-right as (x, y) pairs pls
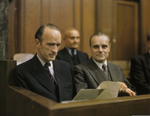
(0, 60), (150, 116)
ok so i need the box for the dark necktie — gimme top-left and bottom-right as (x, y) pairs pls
(102, 64), (110, 80)
(71, 49), (78, 65)
(44, 63), (56, 85)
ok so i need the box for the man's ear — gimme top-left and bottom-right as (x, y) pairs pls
(35, 39), (40, 47)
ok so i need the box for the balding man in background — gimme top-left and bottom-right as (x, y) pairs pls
(56, 28), (89, 67)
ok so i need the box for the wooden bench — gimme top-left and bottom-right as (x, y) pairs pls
(0, 60), (150, 116)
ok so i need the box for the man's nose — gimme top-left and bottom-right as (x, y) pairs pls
(99, 46), (103, 51)
(74, 38), (79, 42)
(52, 45), (58, 53)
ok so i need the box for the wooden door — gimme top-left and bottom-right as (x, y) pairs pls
(113, 1), (139, 60)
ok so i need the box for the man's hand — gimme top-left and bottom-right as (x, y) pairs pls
(117, 81), (136, 96)
(125, 88), (136, 96)
(117, 81), (127, 92)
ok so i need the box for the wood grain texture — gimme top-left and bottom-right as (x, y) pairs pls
(8, 0), (150, 60)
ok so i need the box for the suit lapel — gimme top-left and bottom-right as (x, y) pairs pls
(87, 58), (107, 85)
(31, 55), (56, 94)
(53, 60), (65, 100)
(62, 48), (74, 66)
(53, 60), (61, 84)
(108, 63), (118, 81)
(77, 51), (83, 63)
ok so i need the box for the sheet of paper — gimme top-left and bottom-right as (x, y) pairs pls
(96, 81), (120, 99)
(73, 81), (120, 101)
(97, 81), (120, 91)
(73, 89), (105, 100)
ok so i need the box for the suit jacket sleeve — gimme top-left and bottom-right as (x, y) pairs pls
(118, 66), (133, 88)
(74, 65), (89, 93)
(13, 66), (29, 89)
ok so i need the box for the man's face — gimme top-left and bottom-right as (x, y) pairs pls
(64, 30), (80, 49)
(90, 35), (111, 63)
(36, 27), (61, 62)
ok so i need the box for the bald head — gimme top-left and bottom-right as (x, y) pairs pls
(35, 23), (60, 43)
(64, 28), (80, 49)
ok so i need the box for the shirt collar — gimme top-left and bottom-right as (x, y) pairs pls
(92, 58), (107, 70)
(66, 47), (77, 56)
(37, 54), (53, 67)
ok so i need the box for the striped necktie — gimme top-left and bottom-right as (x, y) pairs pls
(44, 63), (56, 85)
(102, 64), (109, 80)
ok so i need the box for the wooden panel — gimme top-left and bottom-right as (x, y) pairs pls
(24, 0), (41, 53)
(140, 0), (150, 53)
(17, 0), (41, 54)
(49, 0), (74, 29)
(96, 0), (114, 60)
(74, 0), (81, 50)
(8, 0), (144, 60)
(114, 1), (138, 60)
(81, 0), (95, 56)
(8, 0), (17, 60)
(17, 0), (24, 53)
(8, 0), (97, 57)
(49, 0), (74, 50)
(0, 60), (16, 116)
(7, 86), (150, 116)
(42, 0), (50, 24)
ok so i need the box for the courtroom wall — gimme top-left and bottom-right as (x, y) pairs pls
(8, 0), (150, 60)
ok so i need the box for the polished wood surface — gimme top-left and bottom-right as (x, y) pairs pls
(7, 86), (150, 116)
(8, 0), (150, 60)
(114, 1), (139, 60)
(140, 0), (150, 53)
(0, 60), (16, 115)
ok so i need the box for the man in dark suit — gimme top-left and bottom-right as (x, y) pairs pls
(74, 32), (136, 96)
(14, 23), (74, 102)
(130, 34), (150, 95)
(56, 28), (89, 67)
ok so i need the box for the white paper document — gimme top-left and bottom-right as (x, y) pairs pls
(73, 81), (120, 100)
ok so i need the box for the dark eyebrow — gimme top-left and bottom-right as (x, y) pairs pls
(92, 45), (99, 48)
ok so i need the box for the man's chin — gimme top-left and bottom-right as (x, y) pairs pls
(71, 45), (78, 49)
(48, 57), (56, 61)
(96, 58), (105, 63)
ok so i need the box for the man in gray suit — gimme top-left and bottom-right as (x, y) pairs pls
(74, 33), (136, 96)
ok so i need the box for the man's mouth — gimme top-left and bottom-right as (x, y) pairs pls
(49, 54), (56, 57)
(97, 54), (104, 56)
